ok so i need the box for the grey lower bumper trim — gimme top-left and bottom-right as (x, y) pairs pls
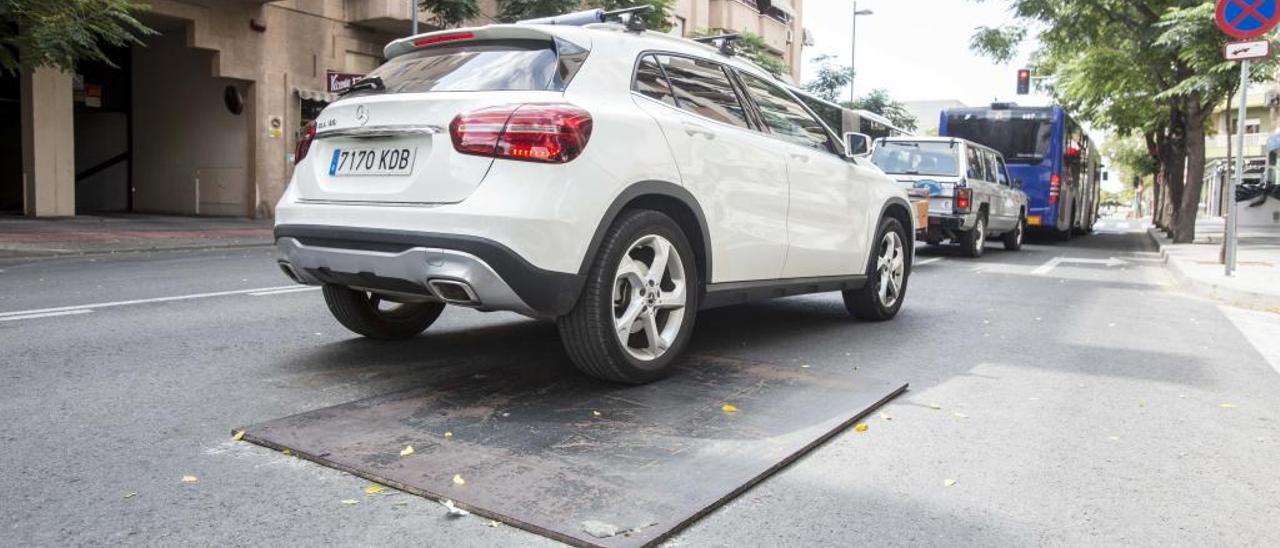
(276, 237), (539, 318)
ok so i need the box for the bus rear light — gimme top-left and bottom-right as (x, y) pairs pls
(1049, 174), (1061, 205)
(955, 188), (973, 212)
(450, 103), (593, 164)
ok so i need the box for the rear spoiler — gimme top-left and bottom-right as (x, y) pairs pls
(383, 25), (587, 60)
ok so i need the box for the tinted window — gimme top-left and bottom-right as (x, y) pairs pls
(794, 92), (845, 135)
(945, 109), (1053, 164)
(657, 55), (750, 128)
(966, 147), (985, 180)
(870, 141), (959, 176)
(984, 152), (1001, 183)
(345, 40), (559, 97)
(633, 55), (676, 106)
(738, 72), (834, 152)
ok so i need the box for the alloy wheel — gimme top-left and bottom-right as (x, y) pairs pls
(612, 234), (687, 361)
(876, 230), (906, 308)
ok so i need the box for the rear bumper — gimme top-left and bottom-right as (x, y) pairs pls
(275, 225), (584, 319)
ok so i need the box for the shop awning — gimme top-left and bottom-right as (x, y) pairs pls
(296, 88), (339, 103)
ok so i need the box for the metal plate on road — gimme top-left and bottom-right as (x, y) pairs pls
(239, 355), (907, 548)
(1225, 39), (1272, 60)
(1216, 0), (1280, 40)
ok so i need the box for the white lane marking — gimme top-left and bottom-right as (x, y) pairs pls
(249, 286), (321, 297)
(0, 309), (94, 322)
(0, 285), (305, 319)
(1220, 306), (1280, 376)
(1032, 257), (1128, 275)
(915, 257), (943, 266)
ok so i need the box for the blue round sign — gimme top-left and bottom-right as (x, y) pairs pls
(1217, 0), (1280, 40)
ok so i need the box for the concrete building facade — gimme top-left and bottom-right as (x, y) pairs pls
(2, 0), (805, 219)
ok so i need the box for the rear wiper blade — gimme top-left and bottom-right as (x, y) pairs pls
(343, 76), (384, 96)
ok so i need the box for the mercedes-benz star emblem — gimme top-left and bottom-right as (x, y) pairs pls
(355, 105), (369, 126)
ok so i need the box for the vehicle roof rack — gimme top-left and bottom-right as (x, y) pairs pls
(692, 33), (742, 57)
(518, 5), (653, 32)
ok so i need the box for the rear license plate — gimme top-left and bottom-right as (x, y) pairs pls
(328, 147), (417, 176)
(930, 200), (952, 212)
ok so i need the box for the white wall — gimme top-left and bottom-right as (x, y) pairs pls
(131, 30), (249, 216)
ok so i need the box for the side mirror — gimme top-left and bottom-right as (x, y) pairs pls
(1013, 179), (1024, 190)
(844, 132), (872, 157)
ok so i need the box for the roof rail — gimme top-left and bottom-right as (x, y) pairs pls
(691, 33), (742, 56)
(519, 5), (653, 32)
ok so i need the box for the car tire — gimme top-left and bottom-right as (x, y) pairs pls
(322, 285), (445, 340)
(1002, 215), (1026, 251)
(557, 210), (699, 384)
(843, 216), (910, 322)
(959, 213), (987, 258)
(1055, 205), (1075, 242)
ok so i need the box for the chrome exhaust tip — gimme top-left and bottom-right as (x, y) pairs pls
(428, 279), (479, 305)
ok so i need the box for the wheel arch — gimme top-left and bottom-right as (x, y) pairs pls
(579, 181), (713, 287)
(878, 197), (915, 268)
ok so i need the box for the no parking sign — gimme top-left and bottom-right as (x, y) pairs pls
(1216, 0), (1280, 39)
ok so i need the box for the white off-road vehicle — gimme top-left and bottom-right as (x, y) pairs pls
(275, 12), (915, 383)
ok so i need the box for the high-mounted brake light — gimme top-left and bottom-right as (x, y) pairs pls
(294, 121), (316, 165)
(955, 188), (973, 213)
(450, 104), (593, 164)
(413, 32), (475, 48)
(1049, 174), (1061, 205)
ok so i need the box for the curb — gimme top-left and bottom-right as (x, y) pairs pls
(1145, 227), (1280, 312)
(0, 241), (274, 261)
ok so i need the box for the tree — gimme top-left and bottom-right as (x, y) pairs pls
(0, 0), (153, 75)
(419, 0), (481, 28)
(802, 54), (854, 103)
(849, 88), (919, 132)
(970, 0), (1278, 243)
(496, 0), (578, 23)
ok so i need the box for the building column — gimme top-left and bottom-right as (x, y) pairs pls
(20, 66), (76, 217)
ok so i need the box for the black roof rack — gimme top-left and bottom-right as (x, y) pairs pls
(518, 5), (653, 32)
(692, 33), (742, 56)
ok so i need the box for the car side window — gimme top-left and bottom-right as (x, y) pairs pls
(966, 147), (984, 181)
(994, 156), (1011, 186)
(632, 54), (676, 107)
(655, 55), (751, 129)
(736, 72), (836, 152)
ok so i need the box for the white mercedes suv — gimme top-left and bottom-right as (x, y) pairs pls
(275, 20), (915, 383)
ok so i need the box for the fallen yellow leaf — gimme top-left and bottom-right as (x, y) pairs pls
(364, 484), (386, 495)
(486, 520), (502, 528)
(232, 431), (245, 441)
(400, 445), (415, 457)
(854, 423), (869, 433)
(943, 479), (957, 487)
(180, 475), (198, 483)
(928, 403), (942, 410)
(341, 499), (359, 505)
(452, 474), (466, 486)
(592, 411), (602, 417)
(444, 431), (453, 438)
(722, 404), (738, 413)
(123, 492), (137, 499)
(953, 412), (969, 419)
(1219, 403), (1237, 409)
(282, 449), (292, 456)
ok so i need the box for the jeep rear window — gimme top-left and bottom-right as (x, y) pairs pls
(344, 40), (565, 97)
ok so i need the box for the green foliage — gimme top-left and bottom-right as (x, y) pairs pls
(419, 0), (481, 28)
(848, 89), (918, 132)
(496, 0), (579, 23)
(1104, 133), (1158, 183)
(0, 0), (154, 74)
(969, 25), (1025, 64)
(689, 28), (787, 77)
(802, 54), (854, 103)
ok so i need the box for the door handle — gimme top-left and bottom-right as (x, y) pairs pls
(682, 123), (716, 140)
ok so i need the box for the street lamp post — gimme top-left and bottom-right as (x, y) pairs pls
(850, 2), (874, 103)
(410, 0), (418, 36)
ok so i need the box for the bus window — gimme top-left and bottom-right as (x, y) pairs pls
(946, 111), (1053, 164)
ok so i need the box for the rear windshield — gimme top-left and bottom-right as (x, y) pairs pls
(945, 110), (1053, 164)
(345, 40), (562, 98)
(871, 141), (959, 177)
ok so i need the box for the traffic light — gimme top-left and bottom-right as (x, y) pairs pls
(1017, 69), (1031, 95)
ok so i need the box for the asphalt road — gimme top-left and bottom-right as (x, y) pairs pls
(2, 218), (1278, 547)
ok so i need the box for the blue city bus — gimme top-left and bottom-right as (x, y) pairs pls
(940, 105), (1099, 239)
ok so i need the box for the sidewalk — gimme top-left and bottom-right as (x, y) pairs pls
(0, 214), (274, 259)
(1147, 216), (1280, 312)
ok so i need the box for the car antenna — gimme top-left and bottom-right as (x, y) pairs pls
(517, 5), (653, 32)
(692, 33), (742, 57)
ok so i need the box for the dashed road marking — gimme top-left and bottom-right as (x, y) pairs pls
(249, 286), (321, 297)
(0, 284), (307, 320)
(0, 309), (93, 322)
(916, 258), (944, 266)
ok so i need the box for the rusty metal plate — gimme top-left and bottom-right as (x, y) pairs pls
(239, 355), (907, 548)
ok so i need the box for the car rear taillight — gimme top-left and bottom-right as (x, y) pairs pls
(955, 188), (973, 213)
(1049, 174), (1061, 205)
(295, 121), (316, 165)
(413, 32), (475, 48)
(450, 104), (593, 164)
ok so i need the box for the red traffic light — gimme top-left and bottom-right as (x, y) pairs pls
(1016, 69), (1031, 95)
